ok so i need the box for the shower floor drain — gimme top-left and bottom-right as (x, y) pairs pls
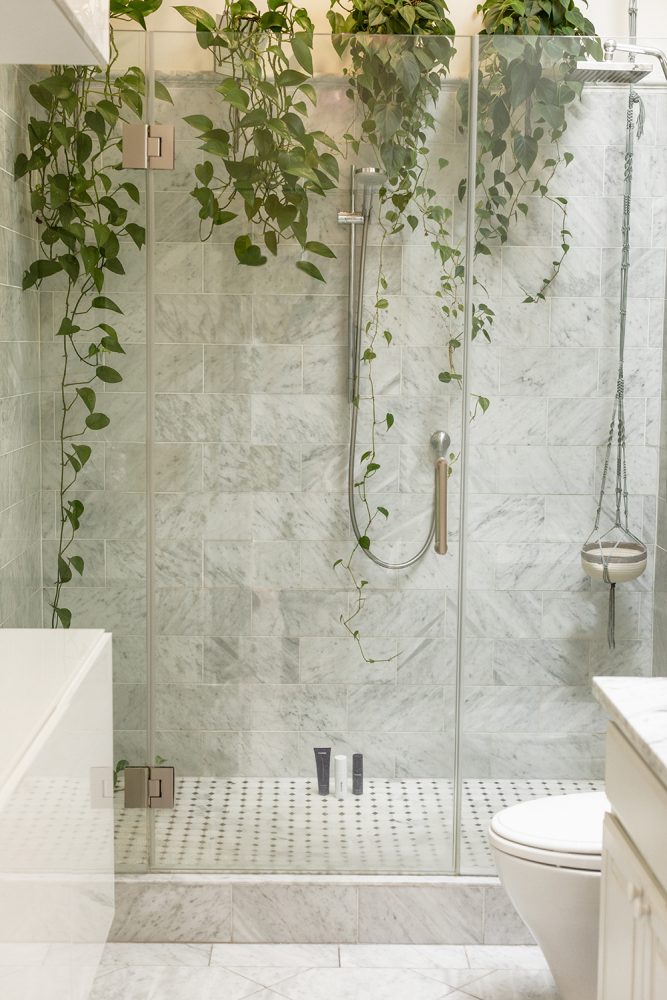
(115, 776), (602, 874)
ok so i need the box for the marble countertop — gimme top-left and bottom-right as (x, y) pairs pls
(593, 676), (667, 788)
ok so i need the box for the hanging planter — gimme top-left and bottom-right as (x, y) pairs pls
(580, 88), (647, 649)
(581, 537), (647, 585)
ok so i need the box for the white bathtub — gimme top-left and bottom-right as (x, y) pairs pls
(0, 629), (114, 1000)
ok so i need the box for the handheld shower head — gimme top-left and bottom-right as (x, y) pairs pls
(354, 166), (387, 190)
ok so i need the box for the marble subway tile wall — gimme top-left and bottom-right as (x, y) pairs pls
(149, 74), (463, 780)
(0, 66), (42, 628)
(463, 85), (666, 777)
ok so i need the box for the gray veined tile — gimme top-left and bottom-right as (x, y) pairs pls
(299, 636), (397, 684)
(465, 946), (548, 970)
(494, 542), (589, 592)
(232, 884), (357, 944)
(154, 242), (203, 293)
(549, 295), (648, 349)
(358, 885), (484, 944)
(457, 969), (559, 1000)
(204, 636), (299, 684)
(467, 398), (547, 446)
(499, 348), (598, 398)
(228, 968), (312, 989)
(252, 294), (346, 346)
(493, 639), (590, 686)
(92, 966), (262, 1000)
(154, 293), (252, 345)
(154, 343), (203, 393)
(204, 345), (302, 394)
(463, 685), (603, 735)
(501, 247), (601, 299)
(497, 446), (594, 495)
(100, 944), (212, 966)
(251, 395), (349, 446)
(110, 882), (232, 942)
(338, 944), (467, 968)
(203, 443), (301, 493)
(155, 393), (250, 443)
(211, 944), (340, 967)
(259, 967), (457, 1000)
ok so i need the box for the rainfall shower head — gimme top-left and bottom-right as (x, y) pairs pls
(569, 60), (652, 84)
(354, 166), (387, 189)
(569, 38), (667, 84)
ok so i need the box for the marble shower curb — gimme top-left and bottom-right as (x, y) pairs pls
(110, 875), (533, 946)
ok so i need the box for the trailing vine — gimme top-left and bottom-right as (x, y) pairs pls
(328, 0), (463, 659)
(467, 0), (600, 306)
(328, 0), (598, 658)
(176, 2), (340, 279)
(16, 0), (170, 628)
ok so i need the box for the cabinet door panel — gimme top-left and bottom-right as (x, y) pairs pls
(644, 865), (667, 1000)
(598, 814), (644, 1000)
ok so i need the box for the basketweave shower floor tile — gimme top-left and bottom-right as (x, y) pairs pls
(115, 776), (601, 873)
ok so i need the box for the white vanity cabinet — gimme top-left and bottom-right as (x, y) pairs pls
(0, 0), (110, 64)
(599, 812), (667, 1000)
(594, 680), (667, 1000)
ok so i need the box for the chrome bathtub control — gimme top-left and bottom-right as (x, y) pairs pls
(122, 123), (175, 170)
(124, 765), (175, 809)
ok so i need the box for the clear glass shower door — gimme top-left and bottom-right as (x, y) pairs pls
(143, 28), (474, 874)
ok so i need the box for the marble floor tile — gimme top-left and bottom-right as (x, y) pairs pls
(90, 965), (263, 1000)
(211, 944), (340, 967)
(100, 943), (212, 966)
(417, 968), (497, 990)
(228, 967), (312, 989)
(465, 947), (548, 970)
(260, 966), (458, 1000)
(457, 969), (559, 999)
(339, 945), (468, 968)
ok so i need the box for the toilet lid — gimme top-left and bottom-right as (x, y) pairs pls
(490, 792), (608, 857)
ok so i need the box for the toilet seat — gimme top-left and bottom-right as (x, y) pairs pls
(489, 791), (609, 872)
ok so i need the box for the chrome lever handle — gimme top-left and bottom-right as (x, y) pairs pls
(430, 430), (450, 557)
(434, 458), (448, 555)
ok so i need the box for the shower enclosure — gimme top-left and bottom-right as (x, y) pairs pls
(33, 28), (666, 876)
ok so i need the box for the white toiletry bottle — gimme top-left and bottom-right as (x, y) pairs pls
(334, 754), (347, 798)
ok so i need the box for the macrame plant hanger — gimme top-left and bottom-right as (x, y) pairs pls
(580, 77), (647, 649)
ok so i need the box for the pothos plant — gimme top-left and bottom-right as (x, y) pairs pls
(467, 0), (600, 305)
(328, 0), (598, 659)
(175, 1), (340, 280)
(15, 0), (171, 628)
(328, 0), (466, 659)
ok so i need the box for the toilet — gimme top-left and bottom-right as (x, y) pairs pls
(489, 791), (609, 1000)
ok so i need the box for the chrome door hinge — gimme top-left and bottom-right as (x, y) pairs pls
(124, 765), (175, 808)
(122, 123), (175, 170)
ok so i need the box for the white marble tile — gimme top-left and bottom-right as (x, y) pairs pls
(211, 944), (339, 967)
(228, 967), (312, 988)
(263, 967), (457, 1000)
(458, 969), (559, 1000)
(110, 882), (232, 942)
(100, 944), (212, 966)
(91, 965), (261, 1000)
(232, 885), (358, 944)
(358, 886), (484, 945)
(339, 944), (467, 968)
(465, 946), (547, 970)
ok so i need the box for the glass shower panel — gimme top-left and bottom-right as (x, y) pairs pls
(460, 34), (667, 874)
(90, 28), (150, 874)
(146, 30), (471, 873)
